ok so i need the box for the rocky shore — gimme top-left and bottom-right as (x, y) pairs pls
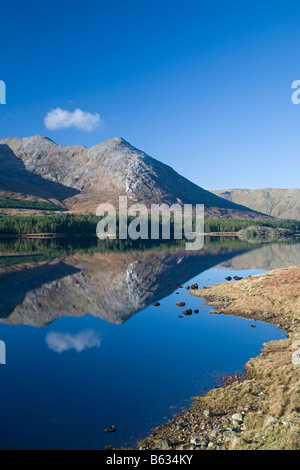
(134, 266), (300, 450)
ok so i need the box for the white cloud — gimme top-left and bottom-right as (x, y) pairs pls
(46, 329), (101, 354)
(44, 107), (103, 132)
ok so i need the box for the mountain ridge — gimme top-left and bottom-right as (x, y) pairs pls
(212, 188), (300, 220)
(0, 135), (271, 219)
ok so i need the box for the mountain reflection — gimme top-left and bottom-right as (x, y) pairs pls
(0, 238), (299, 328)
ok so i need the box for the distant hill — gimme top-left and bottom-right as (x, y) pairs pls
(212, 188), (300, 220)
(0, 135), (270, 219)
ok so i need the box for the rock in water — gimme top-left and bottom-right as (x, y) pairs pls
(105, 426), (116, 433)
(183, 309), (193, 316)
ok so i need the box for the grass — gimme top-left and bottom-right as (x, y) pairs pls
(0, 197), (61, 211)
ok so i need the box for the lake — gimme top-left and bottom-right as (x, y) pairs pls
(0, 237), (297, 450)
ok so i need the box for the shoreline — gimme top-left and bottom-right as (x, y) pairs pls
(133, 267), (300, 451)
(0, 232), (239, 239)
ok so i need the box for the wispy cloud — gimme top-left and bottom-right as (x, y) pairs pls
(44, 107), (103, 132)
(46, 329), (101, 354)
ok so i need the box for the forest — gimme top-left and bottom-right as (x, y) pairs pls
(0, 198), (61, 211)
(0, 213), (299, 236)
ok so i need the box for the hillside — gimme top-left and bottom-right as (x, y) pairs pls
(212, 188), (300, 220)
(0, 135), (270, 219)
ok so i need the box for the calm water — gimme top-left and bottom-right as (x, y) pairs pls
(0, 238), (297, 450)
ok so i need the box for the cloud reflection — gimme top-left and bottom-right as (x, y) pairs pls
(46, 329), (101, 354)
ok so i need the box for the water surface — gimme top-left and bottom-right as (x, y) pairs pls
(0, 238), (296, 450)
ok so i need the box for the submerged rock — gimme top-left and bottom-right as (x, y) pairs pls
(183, 309), (193, 316)
(104, 426), (116, 433)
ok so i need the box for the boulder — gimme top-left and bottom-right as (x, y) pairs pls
(292, 348), (300, 366)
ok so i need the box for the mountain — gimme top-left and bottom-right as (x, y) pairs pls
(0, 135), (270, 219)
(212, 188), (300, 220)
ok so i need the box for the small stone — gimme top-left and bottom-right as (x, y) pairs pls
(194, 310), (199, 314)
(191, 283), (199, 290)
(266, 415), (275, 426)
(223, 430), (237, 441)
(232, 413), (244, 424)
(291, 340), (300, 350)
(190, 436), (201, 446)
(176, 301), (186, 307)
(210, 428), (223, 438)
(104, 426), (116, 433)
(183, 309), (193, 316)
(203, 409), (212, 418)
(292, 348), (300, 366)
(152, 302), (160, 307)
(154, 438), (171, 450)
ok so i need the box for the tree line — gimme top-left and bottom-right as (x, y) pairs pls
(0, 213), (299, 235)
(0, 198), (61, 211)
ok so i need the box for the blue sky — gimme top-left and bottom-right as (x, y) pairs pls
(1, 0), (300, 189)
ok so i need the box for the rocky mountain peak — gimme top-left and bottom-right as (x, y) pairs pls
(0, 135), (272, 219)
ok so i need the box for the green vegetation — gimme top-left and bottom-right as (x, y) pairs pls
(238, 225), (294, 242)
(0, 213), (97, 234)
(204, 218), (300, 233)
(0, 213), (299, 236)
(0, 197), (61, 211)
